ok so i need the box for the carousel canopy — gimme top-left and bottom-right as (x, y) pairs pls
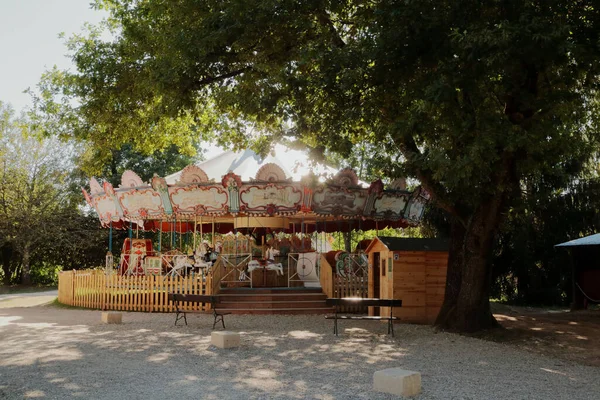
(83, 146), (430, 232)
(165, 145), (355, 184)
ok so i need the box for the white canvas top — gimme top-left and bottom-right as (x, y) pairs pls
(165, 144), (362, 185)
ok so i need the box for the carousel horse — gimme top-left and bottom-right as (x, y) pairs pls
(193, 242), (213, 273)
(168, 254), (196, 277)
(166, 243), (214, 278)
(247, 247), (284, 276)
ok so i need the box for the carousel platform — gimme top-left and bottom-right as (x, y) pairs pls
(214, 287), (333, 315)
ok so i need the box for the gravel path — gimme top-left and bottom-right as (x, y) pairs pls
(0, 291), (58, 309)
(0, 306), (598, 399)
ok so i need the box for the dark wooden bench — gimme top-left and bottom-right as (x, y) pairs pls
(168, 293), (231, 329)
(325, 298), (403, 336)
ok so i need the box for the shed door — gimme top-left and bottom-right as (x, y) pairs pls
(373, 252), (381, 316)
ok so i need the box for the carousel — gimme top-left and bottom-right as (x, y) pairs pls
(82, 146), (430, 290)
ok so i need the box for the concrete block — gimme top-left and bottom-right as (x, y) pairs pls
(373, 368), (421, 397)
(211, 331), (240, 349)
(101, 312), (122, 324)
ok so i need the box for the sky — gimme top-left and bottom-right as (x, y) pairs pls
(0, 0), (106, 112)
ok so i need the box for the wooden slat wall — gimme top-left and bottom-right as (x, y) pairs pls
(388, 250), (448, 324)
(57, 270), (213, 313)
(319, 255), (335, 299)
(425, 251), (448, 323)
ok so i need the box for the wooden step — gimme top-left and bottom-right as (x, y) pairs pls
(217, 293), (327, 302)
(222, 307), (334, 315)
(219, 287), (323, 294)
(214, 287), (330, 315)
(218, 300), (331, 309)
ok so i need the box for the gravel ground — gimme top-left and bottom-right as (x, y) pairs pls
(0, 305), (598, 400)
(0, 291), (58, 309)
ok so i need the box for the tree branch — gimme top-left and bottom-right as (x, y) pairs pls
(194, 66), (252, 88)
(391, 134), (467, 225)
(316, 11), (346, 48)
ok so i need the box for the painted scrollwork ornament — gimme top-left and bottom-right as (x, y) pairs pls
(255, 163), (287, 182)
(333, 168), (359, 187)
(389, 178), (407, 191)
(222, 172), (242, 214)
(120, 170), (144, 188)
(89, 177), (103, 195)
(179, 164), (209, 184)
(151, 174), (173, 214)
(82, 188), (94, 207)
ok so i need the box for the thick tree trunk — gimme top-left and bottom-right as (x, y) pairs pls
(21, 246), (31, 285)
(1, 243), (13, 285)
(435, 199), (504, 332)
(434, 220), (465, 327)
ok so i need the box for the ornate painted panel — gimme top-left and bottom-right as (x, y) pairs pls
(168, 185), (228, 216)
(117, 188), (166, 219)
(94, 194), (121, 224)
(312, 186), (368, 216)
(405, 187), (431, 224)
(371, 192), (410, 220)
(239, 183), (303, 216)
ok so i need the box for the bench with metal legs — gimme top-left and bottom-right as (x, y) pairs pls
(325, 298), (402, 337)
(168, 293), (231, 329)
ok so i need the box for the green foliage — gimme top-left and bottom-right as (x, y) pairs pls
(96, 142), (201, 186)
(0, 101), (107, 284)
(492, 178), (600, 306)
(330, 227), (423, 252)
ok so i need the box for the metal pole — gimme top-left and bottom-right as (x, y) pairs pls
(158, 220), (162, 252)
(171, 216), (175, 249)
(109, 221), (113, 253)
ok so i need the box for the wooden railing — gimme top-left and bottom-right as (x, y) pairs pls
(209, 257), (226, 294)
(58, 270), (212, 312)
(319, 255), (368, 313)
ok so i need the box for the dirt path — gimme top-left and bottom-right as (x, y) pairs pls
(489, 304), (600, 367)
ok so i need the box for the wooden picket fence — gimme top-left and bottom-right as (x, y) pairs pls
(58, 270), (213, 313)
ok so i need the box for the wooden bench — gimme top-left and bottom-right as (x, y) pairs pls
(168, 293), (231, 329)
(325, 298), (403, 336)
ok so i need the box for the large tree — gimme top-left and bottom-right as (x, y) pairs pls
(39, 1), (600, 331)
(0, 102), (86, 284)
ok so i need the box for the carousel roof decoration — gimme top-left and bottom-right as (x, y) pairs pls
(89, 177), (103, 195)
(178, 164), (210, 184)
(389, 177), (407, 191)
(120, 170), (145, 188)
(83, 146), (431, 232)
(332, 168), (360, 188)
(254, 163), (288, 182)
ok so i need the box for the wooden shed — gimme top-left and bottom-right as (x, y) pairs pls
(366, 237), (449, 324)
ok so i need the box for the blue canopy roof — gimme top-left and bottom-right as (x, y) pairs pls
(555, 233), (600, 247)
